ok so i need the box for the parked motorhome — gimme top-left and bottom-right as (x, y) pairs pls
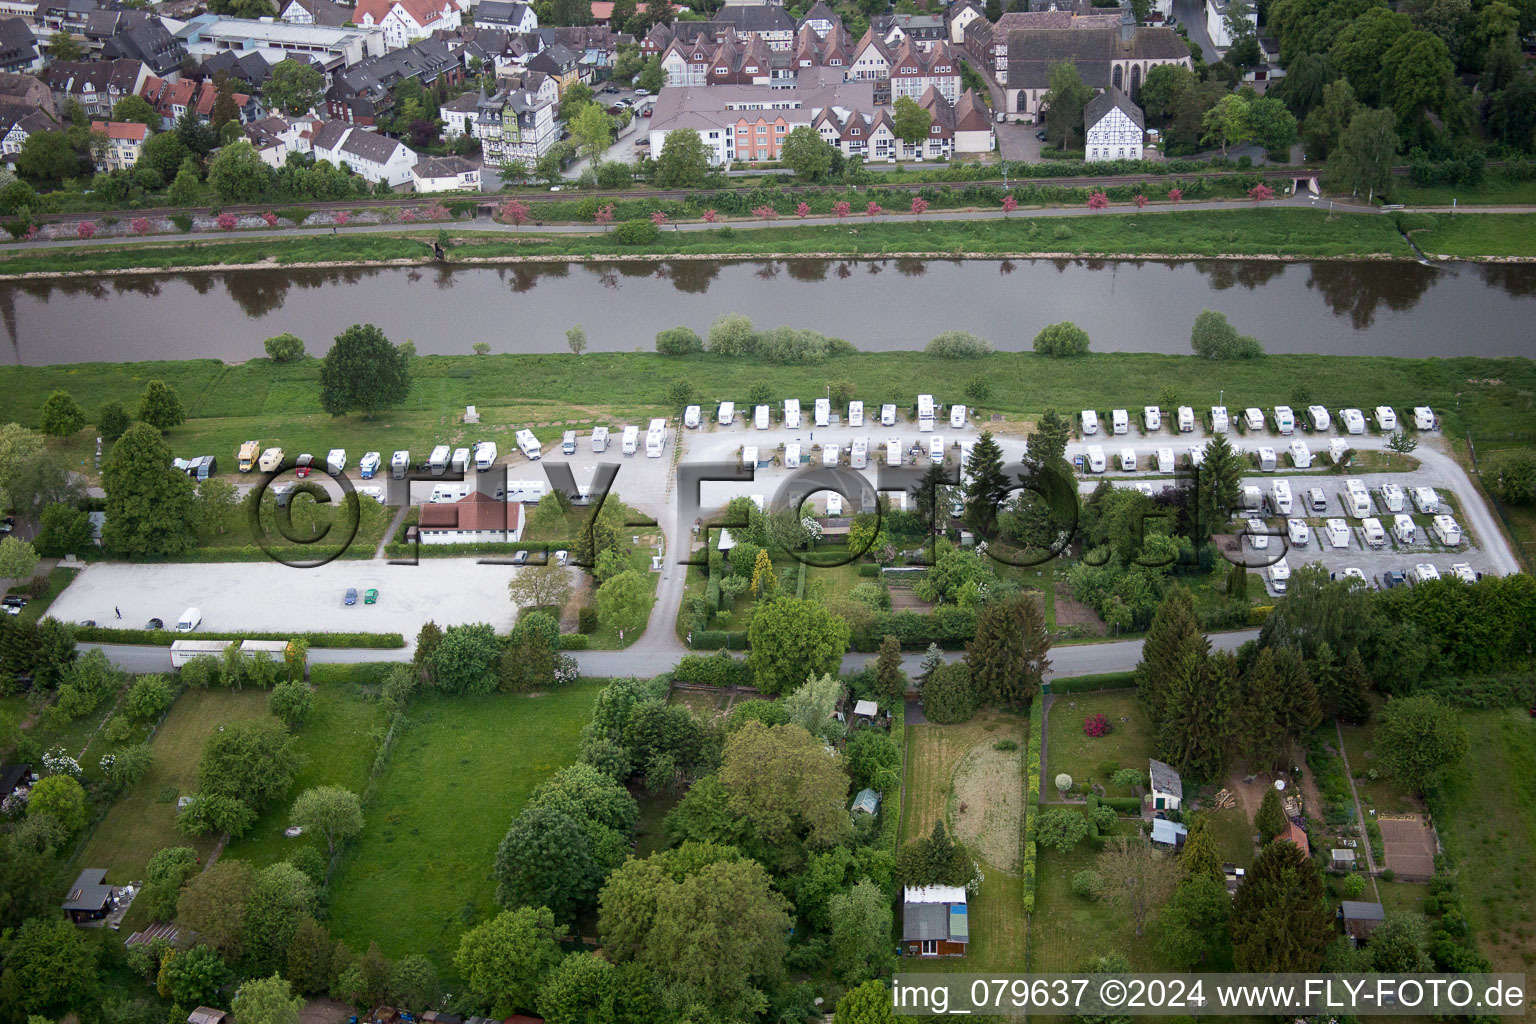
(917, 395), (935, 431)
(649, 418), (666, 434)
(359, 452), (381, 478)
(1432, 514), (1462, 546)
(1268, 557), (1291, 593)
(1157, 448), (1175, 473)
(505, 480), (545, 503)
(1325, 519), (1351, 548)
(1247, 518), (1268, 549)
(1308, 486), (1328, 512)
(823, 444), (839, 467)
(391, 450), (410, 479)
(1244, 407), (1265, 431)
(718, 402), (735, 426)
(928, 436), (944, 464)
(1287, 518), (1310, 546)
(327, 449), (347, 474)
(1144, 405), (1161, 431)
(1273, 406), (1295, 435)
(1120, 448), (1137, 471)
(786, 442), (802, 467)
(1411, 563), (1440, 584)
(1341, 408), (1366, 434)
(429, 445), (450, 475)
(1086, 446), (1106, 473)
(1345, 479), (1371, 517)
(516, 429), (542, 460)
(1288, 440), (1312, 468)
(1177, 406), (1195, 433)
(1392, 514), (1416, 545)
(476, 442), (499, 471)
(1307, 405), (1331, 431)
(885, 439), (901, 466)
(950, 404), (966, 429)
(238, 440), (260, 473)
(849, 401), (864, 427)
(826, 493), (843, 516)
(1328, 438), (1350, 464)
(1380, 483), (1404, 512)
(742, 445), (758, 468)
(1411, 486), (1439, 513)
(1272, 480), (1292, 514)
(684, 405), (701, 429)
(259, 447), (285, 473)
(645, 426), (665, 458)
(1362, 517), (1386, 548)
(1111, 409), (1129, 435)
(1375, 406), (1397, 431)
(592, 427), (609, 452)
(785, 399), (802, 429)
(1081, 410), (1099, 435)
(450, 447), (470, 474)
(850, 438), (868, 469)
(1451, 562), (1476, 582)
(621, 426), (639, 455)
(1413, 406), (1436, 430)
(1211, 406), (1229, 433)
(1241, 485), (1262, 512)
(881, 404), (897, 427)
(815, 398), (830, 427)
(1257, 447), (1277, 471)
(1187, 446), (1205, 467)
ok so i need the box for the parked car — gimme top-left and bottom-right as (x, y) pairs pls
(512, 550), (529, 565)
(2, 595), (27, 615)
(642, 107), (653, 117)
(0, 515), (13, 534)
(295, 453), (313, 478)
(364, 588), (378, 605)
(634, 137), (649, 147)
(78, 618), (96, 627)
(1034, 129), (1047, 140)
(1382, 569), (1407, 589)
(344, 587), (358, 606)
(634, 88), (650, 96)
(145, 617), (163, 629)
(555, 550), (570, 566)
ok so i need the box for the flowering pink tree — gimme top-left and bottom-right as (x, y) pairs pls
(753, 205), (779, 221)
(423, 203), (450, 221)
(24, 224), (38, 241)
(702, 208), (718, 224)
(498, 199), (530, 229)
(1083, 713), (1112, 737)
(1248, 183), (1275, 203)
(1134, 194), (1148, 209)
(1168, 187), (1183, 204)
(400, 209), (418, 223)
(216, 212), (239, 230)
(131, 217), (150, 236)
(910, 196), (929, 215)
(334, 211), (352, 226)
(866, 201), (883, 217)
(1087, 191), (1109, 210)
(262, 211), (279, 227)
(595, 203), (615, 225)
(795, 202), (810, 218)
(76, 221), (96, 240)
(832, 200), (851, 220)
(1001, 194), (1018, 215)
(651, 210), (669, 228)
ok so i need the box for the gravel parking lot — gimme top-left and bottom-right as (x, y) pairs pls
(50, 558), (532, 635)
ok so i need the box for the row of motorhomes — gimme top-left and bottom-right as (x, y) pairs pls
(687, 396), (966, 432)
(1258, 556), (1470, 593)
(771, 435), (951, 469)
(1081, 404), (1436, 437)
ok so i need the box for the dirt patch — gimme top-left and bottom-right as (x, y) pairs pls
(949, 741), (1023, 871)
(300, 998), (355, 1024)
(889, 589), (936, 612)
(1052, 584), (1107, 635)
(1378, 815), (1438, 880)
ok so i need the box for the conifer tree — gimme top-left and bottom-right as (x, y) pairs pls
(1158, 645), (1234, 780)
(874, 634), (906, 704)
(916, 643), (943, 691)
(1196, 432), (1244, 538)
(1135, 589), (1202, 725)
(1180, 814), (1224, 884)
(1234, 647), (1288, 772)
(750, 548), (778, 599)
(1274, 645), (1322, 739)
(1310, 641), (1342, 718)
(1230, 836), (1333, 971)
(961, 430), (1009, 536)
(1254, 786), (1286, 844)
(1336, 647), (1373, 725)
(966, 593), (1050, 709)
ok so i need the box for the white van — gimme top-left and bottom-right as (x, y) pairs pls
(718, 401), (735, 426)
(1244, 407), (1265, 432)
(1157, 448), (1175, 473)
(1307, 405), (1331, 431)
(1413, 406), (1436, 430)
(1375, 406), (1397, 431)
(1362, 517), (1386, 548)
(786, 442), (802, 467)
(1119, 448), (1137, 472)
(1111, 409), (1129, 435)
(823, 443), (839, 467)
(684, 405), (701, 429)
(359, 451), (381, 479)
(1242, 485), (1263, 512)
(1308, 486), (1328, 513)
(850, 438), (868, 469)
(1411, 563), (1441, 584)
(753, 404), (770, 430)
(1268, 558), (1291, 593)
(1411, 486), (1439, 513)
(1081, 409), (1099, 435)
(1325, 518), (1351, 548)
(1177, 406), (1195, 433)
(327, 448), (347, 474)
(1432, 514), (1462, 546)
(1393, 513), (1416, 545)
(451, 447), (470, 474)
(1086, 446), (1106, 473)
(1272, 480), (1292, 514)
(621, 425), (639, 455)
(1288, 440), (1312, 468)
(176, 607), (202, 633)
(929, 436), (944, 464)
(848, 401), (864, 427)
(592, 426), (609, 452)
(885, 438), (901, 467)
(561, 431), (577, 455)
(815, 398), (830, 427)
(516, 429), (541, 461)
(881, 403), (897, 427)
(950, 404), (966, 430)
(391, 450), (410, 479)
(428, 444), (450, 475)
(1247, 518), (1269, 550)
(1273, 406), (1294, 435)
(1257, 447), (1277, 471)
(475, 441), (499, 471)
(1211, 406), (1229, 433)
(785, 399), (802, 429)
(1345, 479), (1370, 517)
(1380, 483), (1405, 512)
(917, 395), (934, 431)
(1144, 405), (1161, 431)
(1287, 518), (1310, 546)
(1341, 408), (1366, 434)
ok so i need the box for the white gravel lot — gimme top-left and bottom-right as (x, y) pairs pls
(50, 558), (527, 635)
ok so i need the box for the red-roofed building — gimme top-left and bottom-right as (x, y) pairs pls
(141, 76), (263, 130)
(354, 0), (462, 50)
(416, 491), (523, 544)
(89, 119), (146, 170)
(1282, 819), (1310, 852)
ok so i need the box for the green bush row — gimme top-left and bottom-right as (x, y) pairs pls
(381, 539), (577, 558)
(691, 630), (748, 651)
(674, 650), (752, 687)
(308, 662), (401, 686)
(1085, 794), (1107, 850)
(875, 699), (906, 866)
(75, 626), (405, 649)
(1098, 796), (1142, 813)
(1408, 672), (1536, 709)
(849, 606), (978, 652)
(1049, 672), (1137, 694)
(1022, 693), (1043, 914)
(857, 563), (881, 577)
(557, 634), (590, 650)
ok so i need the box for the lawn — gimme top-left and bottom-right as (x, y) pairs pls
(902, 710), (1027, 844)
(8, 567), (80, 623)
(1410, 212), (1536, 259)
(1043, 690), (1158, 798)
(1388, 179), (1536, 206)
(78, 688), (274, 880)
(1202, 804), (1256, 870)
(1337, 718), (1422, 815)
(325, 683), (602, 972)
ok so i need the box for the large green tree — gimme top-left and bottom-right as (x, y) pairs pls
(319, 324), (412, 417)
(719, 720), (852, 850)
(177, 859), (255, 960)
(233, 974), (303, 1024)
(961, 430), (1009, 535)
(101, 422), (198, 558)
(26, 774), (86, 833)
(39, 390), (84, 437)
(137, 379), (185, 430)
(828, 878), (893, 985)
(455, 905), (566, 1017)
(1230, 837), (1334, 970)
(746, 597), (850, 695)
(892, 96), (933, 148)
(0, 917), (96, 1019)
(1042, 62), (1092, 149)
(1328, 106), (1399, 196)
(1374, 694), (1467, 792)
(537, 952), (655, 1024)
(780, 123), (835, 180)
(243, 861), (317, 976)
(289, 785), (363, 859)
(263, 59), (324, 115)
(965, 591), (1050, 708)
(654, 127), (709, 187)
(207, 140), (270, 202)
(594, 569), (652, 634)
(198, 719), (299, 818)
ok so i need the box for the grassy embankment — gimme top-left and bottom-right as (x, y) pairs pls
(0, 208), (1421, 276)
(1388, 179), (1536, 207)
(1407, 212), (1536, 259)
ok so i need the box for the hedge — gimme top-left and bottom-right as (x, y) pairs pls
(1098, 796), (1142, 814)
(1049, 671), (1137, 694)
(850, 606), (977, 651)
(857, 563), (881, 577)
(674, 651), (752, 687)
(1085, 794), (1106, 850)
(1022, 692), (1043, 914)
(704, 577), (721, 613)
(1409, 672), (1536, 709)
(874, 700), (906, 895)
(382, 539), (577, 558)
(1248, 604), (1274, 626)
(76, 626), (406, 648)
(309, 662), (401, 686)
(557, 634), (590, 650)
(691, 630), (748, 651)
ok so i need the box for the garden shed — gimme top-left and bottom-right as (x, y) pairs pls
(1339, 900), (1385, 941)
(852, 788), (881, 815)
(1148, 758), (1182, 811)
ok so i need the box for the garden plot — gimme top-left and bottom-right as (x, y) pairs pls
(949, 740), (1023, 871)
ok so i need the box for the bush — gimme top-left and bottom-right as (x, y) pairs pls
(1340, 873), (1366, 898)
(557, 634), (590, 650)
(993, 738), (1019, 751)
(923, 662), (977, 723)
(924, 331), (992, 358)
(613, 218), (659, 244)
(124, 675), (174, 722)
(674, 650), (751, 687)
(655, 326), (704, 355)
(857, 563), (880, 577)
(1190, 308), (1264, 359)
(1032, 321), (1091, 357)
(263, 333), (305, 362)
(577, 605), (598, 633)
(1083, 712), (1111, 736)
(1071, 869), (1105, 900)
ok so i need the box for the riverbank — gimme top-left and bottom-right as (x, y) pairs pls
(0, 207), (1428, 277)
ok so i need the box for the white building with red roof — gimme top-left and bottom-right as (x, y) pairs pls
(89, 119), (146, 170)
(353, 0), (462, 51)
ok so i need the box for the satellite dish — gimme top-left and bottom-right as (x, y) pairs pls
(1273, 779), (1286, 791)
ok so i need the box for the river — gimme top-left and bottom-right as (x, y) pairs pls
(6, 257), (1536, 365)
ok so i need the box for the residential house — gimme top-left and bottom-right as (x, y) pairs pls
(141, 75), (264, 130)
(311, 120), (419, 184)
(1339, 901), (1386, 941)
(1003, 13), (1190, 117)
(325, 36), (463, 123)
(640, 19), (673, 56)
(1150, 818), (1188, 847)
(888, 38), (959, 103)
(1204, 0), (1255, 50)
(813, 102), (895, 160)
(846, 27), (891, 84)
(951, 87), (993, 151)
(244, 112), (317, 166)
(0, 763), (31, 803)
(463, 79), (557, 163)
(0, 69), (54, 122)
(873, 11), (946, 51)
(474, 0), (536, 32)
(697, 3), (796, 50)
(1, 107), (53, 160)
(415, 491), (523, 543)
(0, 16), (40, 72)
(36, 0), (105, 36)
(62, 868), (118, 923)
(0, 1), (38, 22)
(89, 119), (145, 170)
(525, 40), (579, 92)
(965, 8), (1121, 85)
(945, 0), (983, 44)
(86, 10), (186, 75)
(1083, 86), (1142, 161)
(412, 152), (480, 190)
(902, 885), (969, 957)
(353, 0), (461, 51)
(186, 1010), (227, 1024)
(1281, 817), (1309, 852)
(196, 49), (274, 90)
(1148, 758), (1182, 811)
(279, 0), (351, 26)
(42, 58), (149, 118)
(173, 15), (387, 71)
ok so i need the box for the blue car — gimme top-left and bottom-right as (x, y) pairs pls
(344, 587), (358, 605)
